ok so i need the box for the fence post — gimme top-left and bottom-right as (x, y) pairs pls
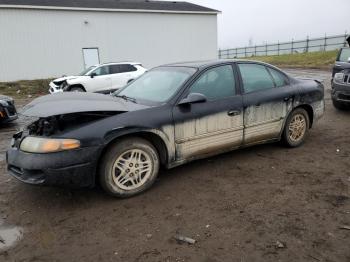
(345, 31), (348, 47)
(305, 35), (309, 53)
(265, 43), (268, 56)
(291, 38), (294, 54)
(323, 34), (327, 51)
(235, 48), (238, 58)
(254, 45), (257, 56)
(277, 41), (280, 55)
(218, 49), (221, 59)
(244, 47), (247, 57)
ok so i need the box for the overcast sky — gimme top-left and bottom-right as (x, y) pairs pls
(188, 0), (349, 49)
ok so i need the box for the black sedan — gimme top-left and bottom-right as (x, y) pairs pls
(0, 95), (18, 124)
(7, 60), (325, 197)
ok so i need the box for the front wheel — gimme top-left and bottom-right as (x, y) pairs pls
(99, 137), (160, 198)
(70, 86), (85, 92)
(282, 108), (310, 147)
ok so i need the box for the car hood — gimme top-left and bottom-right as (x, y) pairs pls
(21, 92), (148, 117)
(53, 76), (79, 83)
(334, 62), (350, 70)
(0, 95), (14, 102)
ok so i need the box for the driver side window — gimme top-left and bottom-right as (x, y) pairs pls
(190, 65), (236, 100)
(92, 66), (110, 76)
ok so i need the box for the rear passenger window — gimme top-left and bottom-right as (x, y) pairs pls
(238, 64), (275, 93)
(190, 65), (236, 100)
(268, 68), (287, 87)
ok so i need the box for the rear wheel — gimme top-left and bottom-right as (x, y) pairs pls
(282, 108), (310, 147)
(99, 137), (160, 198)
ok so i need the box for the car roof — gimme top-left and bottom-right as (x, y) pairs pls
(98, 62), (142, 66)
(162, 59), (271, 69)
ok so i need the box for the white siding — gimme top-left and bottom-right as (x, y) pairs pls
(0, 8), (217, 81)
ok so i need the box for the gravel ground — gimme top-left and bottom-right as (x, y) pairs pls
(0, 69), (349, 262)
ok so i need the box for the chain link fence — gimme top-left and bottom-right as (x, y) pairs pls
(219, 33), (349, 59)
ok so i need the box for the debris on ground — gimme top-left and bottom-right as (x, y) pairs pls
(339, 225), (350, 231)
(275, 240), (286, 249)
(146, 234), (152, 239)
(174, 233), (196, 245)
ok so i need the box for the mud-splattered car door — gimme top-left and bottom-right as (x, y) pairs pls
(237, 63), (295, 145)
(173, 64), (244, 161)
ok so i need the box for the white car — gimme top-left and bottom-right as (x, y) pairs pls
(49, 62), (147, 93)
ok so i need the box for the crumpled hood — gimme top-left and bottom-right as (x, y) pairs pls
(53, 76), (78, 83)
(21, 92), (147, 117)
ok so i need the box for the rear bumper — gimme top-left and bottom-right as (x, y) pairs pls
(6, 146), (101, 188)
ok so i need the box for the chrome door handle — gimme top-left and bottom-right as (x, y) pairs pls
(228, 110), (241, 116)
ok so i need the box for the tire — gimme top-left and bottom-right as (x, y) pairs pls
(99, 137), (160, 198)
(282, 108), (310, 148)
(70, 86), (85, 92)
(332, 99), (347, 110)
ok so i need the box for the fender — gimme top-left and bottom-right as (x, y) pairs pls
(103, 125), (176, 165)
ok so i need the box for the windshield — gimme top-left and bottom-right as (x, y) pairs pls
(116, 67), (196, 104)
(79, 66), (97, 76)
(338, 48), (350, 62)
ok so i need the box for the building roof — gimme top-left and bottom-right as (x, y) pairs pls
(0, 0), (219, 14)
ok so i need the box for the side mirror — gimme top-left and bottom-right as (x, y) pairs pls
(178, 93), (207, 105)
(90, 72), (97, 78)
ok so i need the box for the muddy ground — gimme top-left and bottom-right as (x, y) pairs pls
(0, 69), (349, 262)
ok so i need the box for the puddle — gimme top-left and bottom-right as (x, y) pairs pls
(0, 219), (23, 251)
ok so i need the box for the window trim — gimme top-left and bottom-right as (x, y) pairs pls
(180, 63), (239, 103)
(91, 65), (110, 76)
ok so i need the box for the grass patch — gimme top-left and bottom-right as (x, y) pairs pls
(244, 50), (338, 69)
(0, 79), (52, 99)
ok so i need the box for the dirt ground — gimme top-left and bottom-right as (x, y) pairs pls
(0, 69), (349, 262)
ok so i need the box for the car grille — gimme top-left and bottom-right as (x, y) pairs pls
(340, 73), (350, 85)
(338, 93), (350, 101)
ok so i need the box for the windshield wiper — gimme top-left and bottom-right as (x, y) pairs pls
(115, 95), (137, 103)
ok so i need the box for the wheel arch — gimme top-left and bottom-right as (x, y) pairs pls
(279, 103), (314, 141)
(68, 84), (86, 92)
(294, 104), (314, 128)
(98, 129), (171, 172)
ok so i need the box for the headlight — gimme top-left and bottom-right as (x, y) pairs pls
(20, 137), (80, 153)
(334, 73), (344, 84)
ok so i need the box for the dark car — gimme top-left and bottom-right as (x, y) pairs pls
(0, 95), (18, 124)
(331, 44), (350, 109)
(7, 60), (325, 197)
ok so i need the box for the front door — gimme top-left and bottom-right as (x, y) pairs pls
(87, 65), (112, 92)
(237, 63), (296, 145)
(173, 64), (244, 161)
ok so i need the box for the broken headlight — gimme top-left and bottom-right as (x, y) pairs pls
(20, 137), (80, 153)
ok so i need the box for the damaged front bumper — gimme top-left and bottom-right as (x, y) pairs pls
(6, 145), (101, 188)
(49, 82), (64, 94)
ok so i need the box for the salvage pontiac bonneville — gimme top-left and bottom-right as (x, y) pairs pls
(7, 60), (325, 197)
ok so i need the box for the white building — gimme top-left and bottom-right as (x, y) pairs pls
(0, 0), (219, 82)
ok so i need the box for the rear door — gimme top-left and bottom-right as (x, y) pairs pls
(237, 63), (296, 145)
(111, 64), (134, 89)
(173, 64), (244, 161)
